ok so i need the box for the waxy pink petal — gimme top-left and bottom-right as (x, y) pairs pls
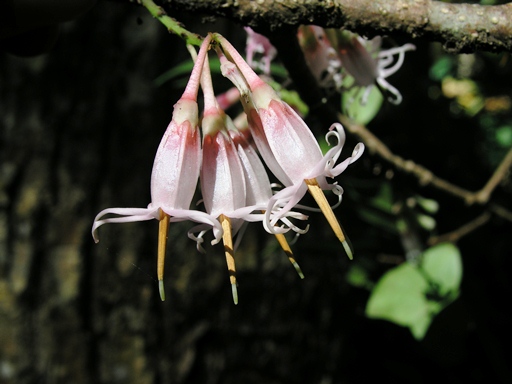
(201, 129), (246, 219)
(92, 35), (222, 244)
(150, 98), (201, 212)
(249, 93), (323, 186)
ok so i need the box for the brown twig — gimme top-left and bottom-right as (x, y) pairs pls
(338, 115), (512, 207)
(490, 203), (512, 222)
(428, 211), (491, 245)
(154, 0), (512, 54)
(466, 146), (512, 205)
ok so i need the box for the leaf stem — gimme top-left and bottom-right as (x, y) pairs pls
(140, 0), (202, 46)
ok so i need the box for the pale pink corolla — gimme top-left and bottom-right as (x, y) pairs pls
(297, 25), (343, 91)
(92, 97), (219, 240)
(92, 36), (220, 242)
(216, 86), (241, 111)
(92, 36), (222, 300)
(191, 52), (258, 305)
(186, 54), (250, 245)
(200, 114), (247, 230)
(229, 122), (308, 278)
(215, 33), (364, 257)
(227, 121), (309, 236)
(217, 34), (363, 184)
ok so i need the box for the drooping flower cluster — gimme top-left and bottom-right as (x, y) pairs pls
(92, 33), (364, 304)
(244, 26), (415, 106)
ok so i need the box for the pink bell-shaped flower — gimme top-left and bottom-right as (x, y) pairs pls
(92, 35), (221, 301)
(333, 30), (415, 105)
(228, 121), (308, 278)
(215, 33), (365, 259)
(297, 25), (343, 91)
(192, 52), (251, 305)
(191, 50), (310, 302)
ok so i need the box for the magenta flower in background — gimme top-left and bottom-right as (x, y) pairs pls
(244, 27), (277, 76)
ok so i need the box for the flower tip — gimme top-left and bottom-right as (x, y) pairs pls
(292, 260), (305, 279)
(231, 283), (239, 305)
(92, 229), (100, 243)
(159, 279), (166, 301)
(342, 240), (354, 260)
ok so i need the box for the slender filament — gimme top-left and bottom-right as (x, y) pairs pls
(157, 211), (170, 301)
(220, 214), (238, 304)
(304, 178), (353, 260)
(274, 234), (305, 279)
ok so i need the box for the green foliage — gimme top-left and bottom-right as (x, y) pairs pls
(495, 125), (512, 147)
(354, 181), (439, 235)
(342, 82), (384, 125)
(429, 55), (455, 82)
(415, 195), (439, 214)
(155, 58), (290, 88)
(480, 114), (512, 167)
(268, 81), (309, 116)
(366, 243), (462, 340)
(353, 182), (397, 233)
(154, 59), (201, 87)
(346, 264), (373, 290)
(422, 243), (463, 297)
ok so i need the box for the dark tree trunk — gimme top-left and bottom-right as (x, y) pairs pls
(0, 4), (356, 384)
(2, 2), (512, 384)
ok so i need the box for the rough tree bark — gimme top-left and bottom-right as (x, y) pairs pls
(1, 1), (511, 384)
(153, 0), (512, 53)
(0, 3), (360, 383)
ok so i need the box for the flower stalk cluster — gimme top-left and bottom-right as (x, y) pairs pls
(92, 33), (364, 304)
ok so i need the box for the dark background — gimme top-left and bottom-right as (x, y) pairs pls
(1, 2), (511, 383)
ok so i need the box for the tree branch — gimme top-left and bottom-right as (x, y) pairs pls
(155, 0), (512, 53)
(339, 115), (512, 208)
(428, 211), (491, 245)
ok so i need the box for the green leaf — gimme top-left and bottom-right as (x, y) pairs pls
(366, 244), (463, 340)
(366, 263), (433, 339)
(421, 243), (462, 297)
(415, 195), (439, 214)
(356, 208), (398, 234)
(342, 85), (384, 125)
(154, 58), (222, 87)
(429, 56), (454, 81)
(370, 182), (394, 213)
(495, 126), (512, 147)
(268, 63), (289, 79)
(278, 88), (309, 116)
(154, 60), (194, 87)
(416, 213), (437, 231)
(346, 264), (372, 289)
